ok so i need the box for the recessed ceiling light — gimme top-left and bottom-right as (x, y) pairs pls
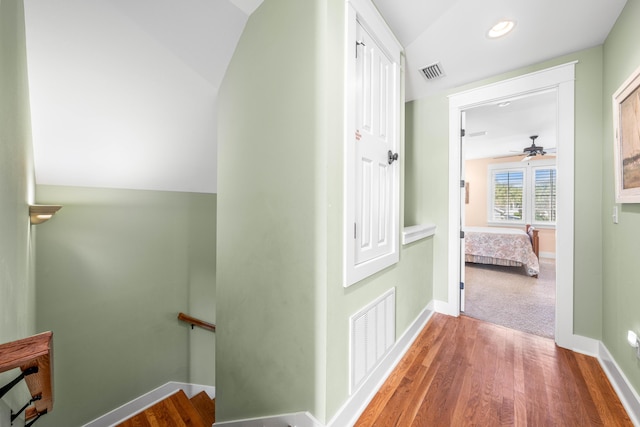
(488, 20), (516, 38)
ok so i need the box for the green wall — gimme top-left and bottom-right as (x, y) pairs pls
(405, 0), (640, 398)
(217, 0), (433, 423)
(34, 185), (216, 426)
(405, 46), (606, 337)
(216, 0), (321, 420)
(0, 0), (37, 412)
(602, 0), (640, 396)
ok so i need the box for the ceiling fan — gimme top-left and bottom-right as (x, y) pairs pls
(491, 135), (556, 160)
(521, 135), (546, 161)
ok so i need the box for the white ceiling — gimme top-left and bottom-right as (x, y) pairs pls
(373, 0), (627, 101)
(24, 0), (261, 194)
(465, 90), (558, 160)
(23, 0), (627, 193)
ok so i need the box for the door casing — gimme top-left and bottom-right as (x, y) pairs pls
(447, 62), (576, 350)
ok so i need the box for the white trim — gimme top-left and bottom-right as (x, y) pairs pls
(433, 299), (458, 317)
(448, 62), (576, 351)
(402, 223), (436, 245)
(486, 159), (557, 227)
(567, 334), (600, 357)
(212, 303), (434, 427)
(327, 303), (434, 427)
(346, 0), (402, 61)
(349, 288), (396, 393)
(448, 62), (577, 108)
(612, 62), (640, 204)
(211, 333), (640, 427)
(83, 382), (215, 427)
(214, 411), (323, 427)
(598, 342), (640, 426)
(539, 251), (556, 259)
(343, 0), (402, 287)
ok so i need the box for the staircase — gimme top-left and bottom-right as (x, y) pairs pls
(116, 390), (215, 427)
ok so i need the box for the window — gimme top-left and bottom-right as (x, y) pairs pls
(488, 160), (556, 226)
(533, 167), (556, 223)
(491, 169), (524, 222)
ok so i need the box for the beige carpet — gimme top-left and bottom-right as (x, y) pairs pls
(463, 258), (556, 338)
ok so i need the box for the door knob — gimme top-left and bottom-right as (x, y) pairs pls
(388, 150), (399, 164)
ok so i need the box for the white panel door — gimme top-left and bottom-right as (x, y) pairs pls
(344, 1), (401, 287)
(354, 21), (395, 265)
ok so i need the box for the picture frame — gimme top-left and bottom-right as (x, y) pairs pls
(465, 182), (470, 204)
(612, 63), (640, 203)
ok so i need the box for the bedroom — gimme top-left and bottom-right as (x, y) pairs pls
(462, 90), (558, 338)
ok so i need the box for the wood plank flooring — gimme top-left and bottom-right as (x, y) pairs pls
(356, 314), (633, 426)
(116, 390), (207, 427)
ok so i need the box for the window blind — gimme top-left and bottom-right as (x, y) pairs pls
(492, 170), (524, 221)
(534, 168), (556, 223)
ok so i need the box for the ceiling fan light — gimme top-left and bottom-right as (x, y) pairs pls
(488, 20), (516, 38)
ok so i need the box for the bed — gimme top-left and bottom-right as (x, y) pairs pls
(464, 225), (540, 277)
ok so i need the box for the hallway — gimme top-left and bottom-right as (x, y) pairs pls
(356, 314), (631, 426)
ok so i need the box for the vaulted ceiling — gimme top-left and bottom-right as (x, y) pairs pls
(23, 0), (627, 193)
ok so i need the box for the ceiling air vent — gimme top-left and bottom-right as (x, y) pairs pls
(420, 62), (445, 80)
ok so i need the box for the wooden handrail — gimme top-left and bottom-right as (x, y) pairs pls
(0, 331), (54, 419)
(178, 313), (216, 332)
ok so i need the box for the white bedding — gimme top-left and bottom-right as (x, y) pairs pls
(464, 226), (539, 277)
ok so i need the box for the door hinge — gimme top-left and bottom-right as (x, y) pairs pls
(354, 222), (357, 239)
(460, 179), (465, 188)
(460, 282), (465, 290)
(460, 230), (465, 238)
(356, 40), (366, 58)
(461, 129), (466, 137)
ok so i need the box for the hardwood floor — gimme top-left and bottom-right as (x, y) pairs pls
(117, 390), (209, 427)
(356, 314), (633, 426)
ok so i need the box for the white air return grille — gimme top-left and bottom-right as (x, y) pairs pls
(350, 288), (396, 393)
(420, 62), (445, 80)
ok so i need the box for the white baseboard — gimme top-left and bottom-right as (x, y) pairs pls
(433, 299), (458, 316)
(79, 331), (639, 427)
(214, 411), (322, 427)
(566, 334), (600, 357)
(597, 342), (640, 426)
(83, 381), (215, 427)
(326, 303), (434, 427)
(539, 251), (556, 259)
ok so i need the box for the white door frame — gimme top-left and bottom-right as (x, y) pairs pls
(446, 62), (576, 349)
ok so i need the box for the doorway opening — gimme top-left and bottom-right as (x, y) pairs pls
(461, 91), (557, 338)
(447, 62), (576, 349)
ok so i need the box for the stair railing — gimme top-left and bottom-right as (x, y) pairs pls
(0, 331), (53, 425)
(177, 313), (216, 332)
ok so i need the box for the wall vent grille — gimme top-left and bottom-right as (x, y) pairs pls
(349, 288), (395, 393)
(420, 62), (445, 80)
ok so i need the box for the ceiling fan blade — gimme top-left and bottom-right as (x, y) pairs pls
(493, 153), (525, 159)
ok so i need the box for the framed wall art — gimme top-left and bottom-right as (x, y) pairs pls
(613, 64), (640, 203)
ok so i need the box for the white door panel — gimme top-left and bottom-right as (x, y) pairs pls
(344, 1), (401, 287)
(355, 21), (395, 265)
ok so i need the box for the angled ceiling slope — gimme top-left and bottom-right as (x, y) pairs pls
(24, 0), (263, 194)
(373, 0), (627, 101)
